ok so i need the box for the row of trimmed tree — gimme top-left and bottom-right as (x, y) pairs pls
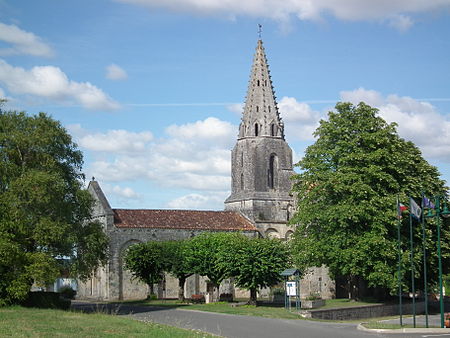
(124, 232), (289, 305)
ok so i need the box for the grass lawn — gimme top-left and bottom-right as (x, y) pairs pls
(320, 298), (381, 309)
(129, 299), (301, 319)
(129, 298), (381, 320)
(0, 306), (212, 337)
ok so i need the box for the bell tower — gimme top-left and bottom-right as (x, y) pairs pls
(225, 39), (294, 239)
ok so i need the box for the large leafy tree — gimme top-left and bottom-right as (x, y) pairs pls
(221, 237), (289, 305)
(162, 240), (193, 301)
(0, 110), (108, 305)
(124, 241), (166, 297)
(184, 232), (242, 301)
(290, 102), (447, 299)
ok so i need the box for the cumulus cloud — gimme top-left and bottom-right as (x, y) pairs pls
(340, 88), (450, 161)
(387, 14), (414, 32)
(278, 96), (322, 141)
(77, 117), (236, 194)
(0, 22), (53, 57)
(78, 129), (153, 153)
(110, 185), (141, 199)
(226, 103), (244, 115)
(115, 0), (450, 30)
(106, 63), (128, 80)
(0, 60), (120, 110)
(167, 192), (229, 210)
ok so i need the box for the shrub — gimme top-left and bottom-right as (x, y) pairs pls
(59, 286), (77, 300)
(146, 294), (158, 300)
(21, 291), (71, 310)
(305, 292), (321, 301)
(190, 294), (205, 304)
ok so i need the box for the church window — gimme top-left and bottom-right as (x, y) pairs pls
(257, 80), (260, 86)
(271, 124), (276, 136)
(256, 106), (259, 112)
(241, 152), (244, 167)
(240, 173), (244, 190)
(265, 80), (267, 86)
(255, 123), (259, 136)
(268, 106), (271, 112)
(268, 154), (277, 189)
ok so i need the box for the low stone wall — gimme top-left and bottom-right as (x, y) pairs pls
(300, 301), (425, 320)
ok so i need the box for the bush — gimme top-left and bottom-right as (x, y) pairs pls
(21, 291), (71, 310)
(59, 286), (77, 300)
(190, 294), (205, 304)
(146, 293), (158, 301)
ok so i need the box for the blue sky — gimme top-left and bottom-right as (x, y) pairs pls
(1, 0), (450, 210)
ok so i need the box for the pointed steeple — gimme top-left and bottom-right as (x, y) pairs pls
(239, 40), (284, 140)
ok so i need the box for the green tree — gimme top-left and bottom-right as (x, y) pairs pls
(0, 110), (108, 305)
(124, 241), (166, 297)
(221, 237), (289, 305)
(162, 240), (193, 301)
(184, 232), (242, 301)
(290, 102), (447, 299)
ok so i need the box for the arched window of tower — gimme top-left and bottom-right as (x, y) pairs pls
(240, 173), (244, 190)
(271, 124), (276, 136)
(257, 80), (260, 86)
(255, 123), (259, 136)
(256, 106), (259, 112)
(268, 154), (277, 189)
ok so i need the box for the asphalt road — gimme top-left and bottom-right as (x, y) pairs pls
(72, 302), (442, 338)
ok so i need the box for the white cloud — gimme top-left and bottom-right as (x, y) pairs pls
(167, 192), (229, 210)
(0, 22), (53, 57)
(111, 185), (141, 199)
(76, 117), (236, 193)
(278, 96), (322, 141)
(115, 0), (450, 30)
(166, 117), (235, 145)
(226, 103), (244, 115)
(106, 63), (128, 80)
(387, 14), (414, 32)
(78, 129), (153, 153)
(340, 88), (450, 161)
(0, 60), (120, 110)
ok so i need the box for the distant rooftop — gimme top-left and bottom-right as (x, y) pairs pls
(113, 209), (257, 231)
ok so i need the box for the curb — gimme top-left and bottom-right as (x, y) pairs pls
(357, 323), (450, 334)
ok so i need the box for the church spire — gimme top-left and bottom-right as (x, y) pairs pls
(239, 39), (284, 140)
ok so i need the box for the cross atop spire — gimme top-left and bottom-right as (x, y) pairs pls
(238, 39), (284, 140)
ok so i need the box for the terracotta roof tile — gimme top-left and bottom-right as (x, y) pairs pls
(113, 209), (257, 231)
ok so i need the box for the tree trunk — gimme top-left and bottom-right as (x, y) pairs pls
(248, 288), (257, 306)
(349, 275), (360, 301)
(178, 276), (186, 302)
(214, 284), (220, 302)
(148, 283), (155, 299)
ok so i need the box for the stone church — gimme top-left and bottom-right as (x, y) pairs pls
(77, 39), (334, 301)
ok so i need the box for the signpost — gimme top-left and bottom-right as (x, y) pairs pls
(281, 269), (301, 311)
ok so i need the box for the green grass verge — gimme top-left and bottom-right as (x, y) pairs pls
(319, 298), (381, 309)
(0, 306), (213, 337)
(130, 298), (381, 320)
